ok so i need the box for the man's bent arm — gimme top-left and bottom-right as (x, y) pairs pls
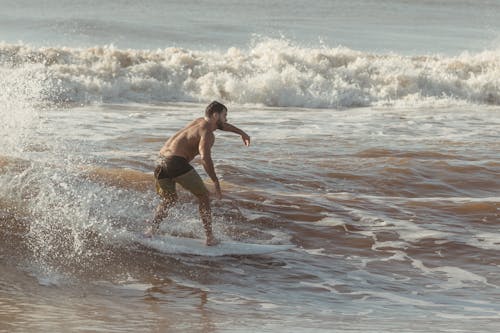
(199, 132), (222, 198)
(220, 123), (251, 146)
(199, 133), (218, 182)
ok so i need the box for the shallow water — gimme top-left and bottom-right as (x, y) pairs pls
(1, 0), (500, 331)
(1, 102), (499, 332)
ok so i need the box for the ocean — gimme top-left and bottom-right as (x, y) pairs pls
(1, 0), (499, 332)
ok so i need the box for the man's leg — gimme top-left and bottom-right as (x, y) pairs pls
(175, 170), (218, 245)
(145, 177), (177, 236)
(197, 192), (218, 246)
(150, 193), (177, 233)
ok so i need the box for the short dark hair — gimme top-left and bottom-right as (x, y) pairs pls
(205, 101), (227, 117)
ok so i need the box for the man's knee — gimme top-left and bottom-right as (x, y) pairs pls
(196, 192), (210, 203)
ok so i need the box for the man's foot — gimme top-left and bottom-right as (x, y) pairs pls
(205, 235), (220, 246)
(143, 223), (159, 238)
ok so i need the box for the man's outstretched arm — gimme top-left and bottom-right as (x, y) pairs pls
(220, 123), (251, 146)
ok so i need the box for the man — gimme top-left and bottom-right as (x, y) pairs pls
(145, 101), (250, 246)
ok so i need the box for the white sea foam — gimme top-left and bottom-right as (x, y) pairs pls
(299, 280), (339, 293)
(315, 215), (346, 228)
(411, 258), (490, 289)
(467, 231), (500, 251)
(1, 39), (499, 109)
(350, 290), (440, 307)
(301, 248), (330, 257)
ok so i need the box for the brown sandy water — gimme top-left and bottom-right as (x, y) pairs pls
(1, 103), (499, 332)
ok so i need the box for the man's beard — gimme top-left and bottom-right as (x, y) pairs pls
(217, 120), (224, 130)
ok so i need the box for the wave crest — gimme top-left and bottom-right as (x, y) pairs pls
(1, 39), (500, 108)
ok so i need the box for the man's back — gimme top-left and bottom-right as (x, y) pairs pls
(159, 118), (213, 162)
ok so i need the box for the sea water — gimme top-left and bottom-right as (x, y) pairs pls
(1, 1), (499, 332)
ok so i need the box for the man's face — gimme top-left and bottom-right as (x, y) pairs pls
(216, 110), (227, 129)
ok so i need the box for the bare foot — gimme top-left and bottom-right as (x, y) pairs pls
(143, 224), (158, 238)
(206, 236), (220, 246)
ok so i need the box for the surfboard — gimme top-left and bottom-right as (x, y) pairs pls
(133, 233), (294, 256)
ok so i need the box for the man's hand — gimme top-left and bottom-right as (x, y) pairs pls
(241, 133), (251, 146)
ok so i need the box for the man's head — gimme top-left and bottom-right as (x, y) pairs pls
(205, 101), (227, 129)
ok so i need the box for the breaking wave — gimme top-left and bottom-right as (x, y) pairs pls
(1, 37), (500, 108)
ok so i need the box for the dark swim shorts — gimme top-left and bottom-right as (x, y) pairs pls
(154, 155), (208, 198)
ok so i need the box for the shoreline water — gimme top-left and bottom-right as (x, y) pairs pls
(1, 1), (500, 332)
(1, 103), (499, 332)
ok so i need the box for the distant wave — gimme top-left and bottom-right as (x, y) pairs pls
(1, 38), (499, 108)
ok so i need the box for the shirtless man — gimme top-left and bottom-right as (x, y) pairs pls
(146, 101), (250, 246)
